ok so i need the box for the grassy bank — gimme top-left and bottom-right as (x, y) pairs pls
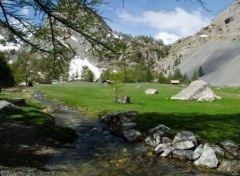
(32, 82), (240, 144)
(0, 91), (77, 143)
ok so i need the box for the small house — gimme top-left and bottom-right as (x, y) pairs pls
(171, 80), (180, 85)
(51, 79), (60, 84)
(102, 80), (113, 86)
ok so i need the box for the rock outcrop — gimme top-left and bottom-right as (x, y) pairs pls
(171, 80), (221, 101)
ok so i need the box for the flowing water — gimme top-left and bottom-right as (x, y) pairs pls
(33, 92), (228, 176)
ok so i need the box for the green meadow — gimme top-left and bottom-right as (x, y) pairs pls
(32, 82), (240, 144)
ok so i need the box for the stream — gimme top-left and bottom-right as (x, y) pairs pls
(33, 92), (228, 176)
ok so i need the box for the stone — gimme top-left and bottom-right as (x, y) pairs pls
(162, 137), (173, 144)
(101, 111), (138, 136)
(117, 96), (130, 104)
(148, 124), (170, 136)
(194, 143), (218, 168)
(193, 144), (203, 160)
(0, 100), (22, 112)
(5, 98), (25, 105)
(172, 131), (197, 150)
(161, 148), (172, 157)
(213, 145), (224, 156)
(171, 80), (221, 101)
(123, 129), (143, 143)
(173, 150), (194, 161)
(122, 122), (137, 130)
(221, 140), (239, 151)
(145, 89), (158, 95)
(218, 160), (240, 175)
(145, 135), (161, 147)
(101, 111), (138, 123)
(154, 143), (171, 154)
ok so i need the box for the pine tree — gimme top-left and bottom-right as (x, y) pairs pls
(192, 71), (198, 81)
(198, 66), (205, 77)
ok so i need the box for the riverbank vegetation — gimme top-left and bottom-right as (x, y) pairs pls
(32, 82), (240, 144)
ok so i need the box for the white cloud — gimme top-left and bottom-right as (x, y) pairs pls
(19, 7), (30, 15)
(156, 32), (180, 45)
(117, 7), (211, 44)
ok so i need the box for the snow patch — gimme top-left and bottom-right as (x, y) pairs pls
(0, 34), (21, 51)
(70, 36), (77, 42)
(68, 56), (102, 81)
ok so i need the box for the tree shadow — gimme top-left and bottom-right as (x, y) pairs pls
(0, 101), (77, 170)
(135, 112), (240, 144)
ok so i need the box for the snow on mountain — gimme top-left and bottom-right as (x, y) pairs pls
(0, 34), (20, 51)
(68, 56), (103, 81)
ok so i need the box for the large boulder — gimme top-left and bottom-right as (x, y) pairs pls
(145, 89), (158, 95)
(194, 143), (218, 168)
(171, 80), (221, 101)
(0, 100), (22, 112)
(172, 131), (197, 150)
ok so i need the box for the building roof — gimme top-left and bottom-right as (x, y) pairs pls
(171, 80), (180, 84)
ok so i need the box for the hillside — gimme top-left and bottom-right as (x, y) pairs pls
(163, 0), (240, 86)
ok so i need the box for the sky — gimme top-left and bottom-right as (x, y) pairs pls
(99, 0), (235, 44)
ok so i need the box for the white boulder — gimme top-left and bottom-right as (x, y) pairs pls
(171, 80), (221, 101)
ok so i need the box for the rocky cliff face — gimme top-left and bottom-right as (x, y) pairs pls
(162, 0), (240, 86)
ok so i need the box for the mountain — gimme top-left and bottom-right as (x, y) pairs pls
(163, 0), (240, 86)
(8, 7), (169, 83)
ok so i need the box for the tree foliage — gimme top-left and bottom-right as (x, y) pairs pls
(0, 51), (14, 87)
(0, 0), (121, 73)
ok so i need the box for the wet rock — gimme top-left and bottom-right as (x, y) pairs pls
(172, 131), (197, 150)
(171, 80), (221, 101)
(193, 144), (203, 160)
(173, 150), (194, 161)
(145, 89), (158, 95)
(117, 96), (130, 104)
(218, 160), (240, 175)
(123, 130), (143, 143)
(161, 148), (173, 157)
(154, 143), (171, 154)
(221, 140), (239, 151)
(0, 100), (22, 112)
(194, 143), (218, 168)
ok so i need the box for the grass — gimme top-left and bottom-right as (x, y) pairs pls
(0, 91), (77, 143)
(32, 82), (240, 144)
